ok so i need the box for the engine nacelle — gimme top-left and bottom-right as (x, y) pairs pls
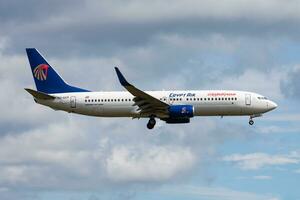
(168, 105), (194, 118)
(165, 118), (190, 124)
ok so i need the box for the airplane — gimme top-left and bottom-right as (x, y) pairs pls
(25, 48), (277, 129)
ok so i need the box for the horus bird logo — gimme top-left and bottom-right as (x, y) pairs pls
(33, 64), (49, 81)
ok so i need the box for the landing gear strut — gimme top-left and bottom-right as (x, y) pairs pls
(248, 114), (262, 126)
(147, 117), (156, 129)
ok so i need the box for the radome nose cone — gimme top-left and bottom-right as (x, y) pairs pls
(270, 101), (278, 110)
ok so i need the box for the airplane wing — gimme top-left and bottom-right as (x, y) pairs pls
(115, 67), (169, 118)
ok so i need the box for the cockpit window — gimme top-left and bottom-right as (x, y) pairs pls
(257, 96), (268, 100)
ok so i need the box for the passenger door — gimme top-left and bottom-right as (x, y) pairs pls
(245, 94), (251, 106)
(70, 96), (76, 108)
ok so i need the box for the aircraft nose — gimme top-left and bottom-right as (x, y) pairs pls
(268, 101), (278, 110)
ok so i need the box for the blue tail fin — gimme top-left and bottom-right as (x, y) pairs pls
(26, 48), (90, 94)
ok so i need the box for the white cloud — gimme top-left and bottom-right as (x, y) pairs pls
(223, 152), (300, 170)
(106, 145), (195, 182)
(0, 118), (200, 188)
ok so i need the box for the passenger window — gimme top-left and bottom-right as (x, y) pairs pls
(200, 98), (202, 101)
(204, 98), (206, 100)
(218, 98), (221, 100)
(186, 98), (189, 101)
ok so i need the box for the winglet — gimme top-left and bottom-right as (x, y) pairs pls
(115, 67), (131, 86)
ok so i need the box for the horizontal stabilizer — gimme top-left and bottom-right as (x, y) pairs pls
(25, 88), (56, 100)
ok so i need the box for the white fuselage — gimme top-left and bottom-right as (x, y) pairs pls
(36, 90), (277, 118)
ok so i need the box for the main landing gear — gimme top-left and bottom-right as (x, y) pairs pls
(249, 119), (254, 125)
(147, 116), (156, 129)
(249, 114), (262, 125)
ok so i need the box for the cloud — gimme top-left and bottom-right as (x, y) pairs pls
(223, 151), (300, 170)
(1, 0), (300, 57)
(0, 114), (244, 192)
(106, 145), (195, 182)
(208, 68), (284, 100)
(0, 120), (196, 188)
(280, 66), (300, 100)
(159, 184), (280, 200)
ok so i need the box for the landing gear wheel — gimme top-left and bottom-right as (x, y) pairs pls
(249, 120), (254, 125)
(147, 117), (156, 129)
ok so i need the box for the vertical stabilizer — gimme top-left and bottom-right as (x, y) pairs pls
(26, 48), (89, 94)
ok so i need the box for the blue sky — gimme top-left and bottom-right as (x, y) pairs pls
(0, 1), (299, 200)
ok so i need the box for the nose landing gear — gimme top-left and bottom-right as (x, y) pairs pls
(249, 119), (254, 125)
(147, 117), (156, 129)
(248, 114), (262, 125)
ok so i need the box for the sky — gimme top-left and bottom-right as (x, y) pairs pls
(0, 0), (300, 199)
